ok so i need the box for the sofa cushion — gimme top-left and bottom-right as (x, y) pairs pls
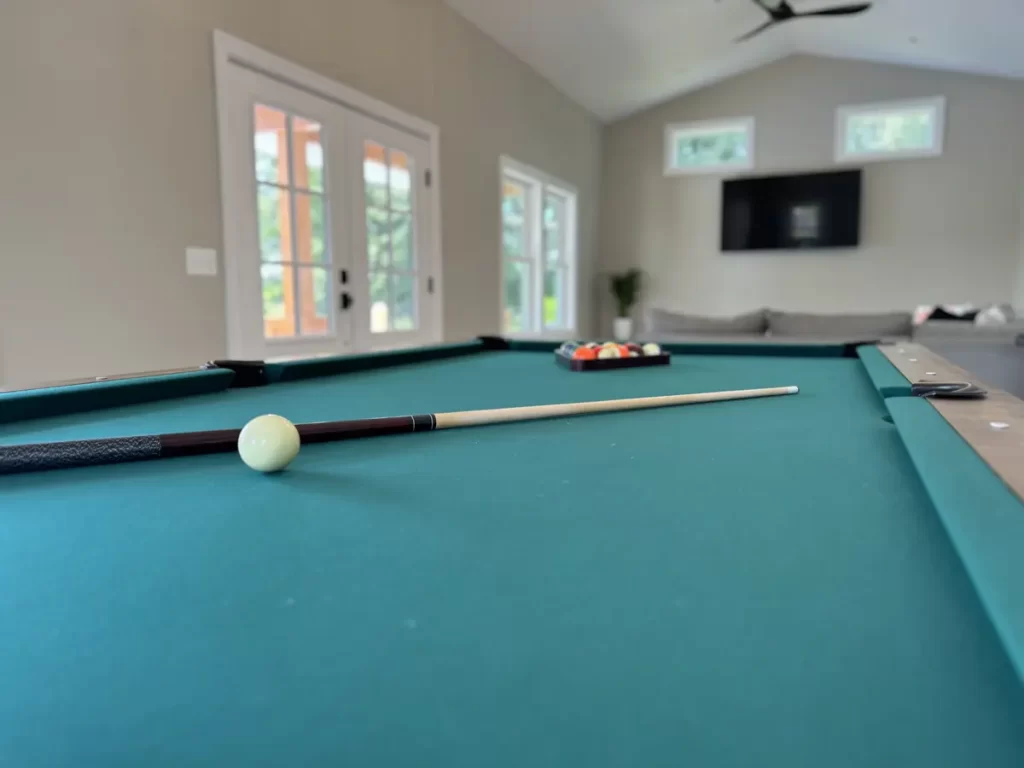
(647, 308), (767, 335)
(914, 319), (1024, 343)
(767, 310), (913, 339)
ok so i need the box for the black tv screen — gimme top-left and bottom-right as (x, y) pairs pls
(721, 169), (861, 252)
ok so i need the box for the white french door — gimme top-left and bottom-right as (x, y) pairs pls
(216, 36), (439, 360)
(346, 116), (435, 349)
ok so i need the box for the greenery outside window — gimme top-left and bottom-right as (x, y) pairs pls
(836, 97), (945, 162)
(664, 118), (755, 175)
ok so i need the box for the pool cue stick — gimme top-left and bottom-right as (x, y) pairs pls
(0, 385), (799, 476)
(433, 385), (799, 428)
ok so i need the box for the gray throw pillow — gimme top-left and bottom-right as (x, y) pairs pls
(766, 310), (913, 338)
(646, 308), (767, 335)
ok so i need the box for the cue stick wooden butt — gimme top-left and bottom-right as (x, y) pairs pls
(433, 385), (799, 430)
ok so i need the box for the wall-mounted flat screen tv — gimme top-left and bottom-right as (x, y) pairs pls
(721, 169), (861, 251)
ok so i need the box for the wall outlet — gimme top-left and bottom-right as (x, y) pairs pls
(186, 247), (218, 276)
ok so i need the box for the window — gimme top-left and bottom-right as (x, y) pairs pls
(253, 104), (331, 340)
(664, 118), (754, 175)
(836, 96), (945, 162)
(364, 142), (418, 335)
(501, 158), (577, 335)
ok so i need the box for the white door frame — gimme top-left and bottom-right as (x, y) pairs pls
(212, 30), (444, 356)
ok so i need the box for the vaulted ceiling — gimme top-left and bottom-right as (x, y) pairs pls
(443, 0), (1024, 121)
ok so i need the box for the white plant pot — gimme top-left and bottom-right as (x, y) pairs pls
(613, 317), (633, 341)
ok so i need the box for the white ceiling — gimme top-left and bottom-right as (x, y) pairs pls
(443, 0), (1024, 121)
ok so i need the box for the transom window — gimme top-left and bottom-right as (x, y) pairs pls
(253, 104), (330, 340)
(836, 96), (945, 162)
(501, 158), (577, 335)
(664, 118), (755, 175)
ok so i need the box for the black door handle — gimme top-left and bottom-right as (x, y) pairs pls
(339, 293), (353, 311)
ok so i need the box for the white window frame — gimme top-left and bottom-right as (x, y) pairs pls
(499, 156), (578, 339)
(664, 117), (755, 176)
(835, 96), (946, 163)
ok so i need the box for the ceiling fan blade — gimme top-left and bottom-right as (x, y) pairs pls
(735, 18), (779, 43)
(795, 3), (872, 17)
(750, 0), (794, 20)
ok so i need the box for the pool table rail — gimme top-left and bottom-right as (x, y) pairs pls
(880, 343), (1024, 503)
(879, 342), (1024, 686)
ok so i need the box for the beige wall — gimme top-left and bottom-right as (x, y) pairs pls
(600, 55), (1024, 328)
(0, 0), (602, 386)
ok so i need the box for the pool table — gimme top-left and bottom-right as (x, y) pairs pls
(3, 338), (1024, 767)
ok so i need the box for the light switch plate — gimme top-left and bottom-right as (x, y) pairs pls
(186, 247), (218, 276)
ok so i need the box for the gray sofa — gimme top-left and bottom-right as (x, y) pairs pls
(913, 320), (1024, 344)
(645, 307), (1024, 345)
(645, 308), (914, 344)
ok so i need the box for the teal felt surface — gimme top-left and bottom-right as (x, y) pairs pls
(887, 397), (1024, 683)
(0, 369), (234, 425)
(3, 350), (1024, 767)
(856, 345), (912, 397)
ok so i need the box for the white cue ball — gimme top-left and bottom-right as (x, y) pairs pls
(642, 343), (662, 356)
(238, 414), (301, 473)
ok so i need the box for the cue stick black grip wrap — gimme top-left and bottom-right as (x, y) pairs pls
(0, 435), (162, 475)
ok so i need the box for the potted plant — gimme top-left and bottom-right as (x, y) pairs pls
(609, 269), (642, 341)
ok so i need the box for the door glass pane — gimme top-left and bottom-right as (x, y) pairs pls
(543, 193), (566, 264)
(503, 261), (529, 333)
(392, 274), (416, 331)
(544, 267), (564, 329)
(253, 105), (335, 343)
(298, 266), (330, 336)
(389, 150), (412, 211)
(391, 212), (413, 271)
(364, 142), (389, 208)
(363, 140), (421, 337)
(292, 116), (323, 192)
(366, 207), (389, 269)
(295, 192), (326, 264)
(254, 105), (289, 185)
(369, 271), (389, 333)
(262, 264), (296, 338)
(258, 185), (292, 263)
